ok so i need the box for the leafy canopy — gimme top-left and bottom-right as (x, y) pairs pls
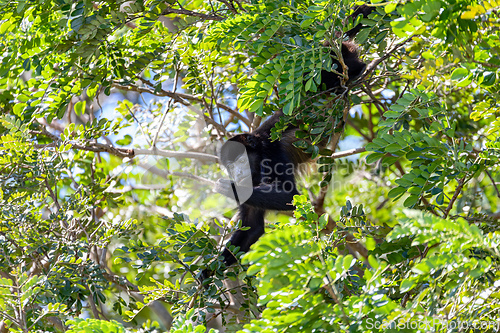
(0, 0), (499, 332)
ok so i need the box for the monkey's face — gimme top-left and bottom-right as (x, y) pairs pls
(220, 138), (258, 188)
(226, 152), (252, 186)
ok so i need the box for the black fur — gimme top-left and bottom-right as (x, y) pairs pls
(216, 111), (301, 267)
(320, 41), (367, 91)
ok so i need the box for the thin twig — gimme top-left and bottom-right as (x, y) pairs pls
(362, 85), (386, 117)
(161, 7), (223, 21)
(153, 67), (179, 146)
(485, 169), (500, 198)
(444, 176), (466, 219)
(322, 277), (350, 324)
(359, 35), (414, 83)
(118, 80), (231, 135)
(346, 118), (371, 141)
(138, 163), (216, 186)
(44, 178), (61, 213)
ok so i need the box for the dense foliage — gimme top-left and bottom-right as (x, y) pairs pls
(0, 0), (499, 332)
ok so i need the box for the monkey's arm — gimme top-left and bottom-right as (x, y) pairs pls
(221, 205), (266, 266)
(215, 178), (297, 211)
(200, 206), (265, 282)
(245, 184), (298, 210)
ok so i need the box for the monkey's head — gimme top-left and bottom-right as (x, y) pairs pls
(220, 134), (262, 186)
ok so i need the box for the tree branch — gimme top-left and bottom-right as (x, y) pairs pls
(135, 148), (218, 163)
(30, 129), (218, 163)
(330, 147), (366, 159)
(161, 7), (223, 21)
(312, 185), (368, 261)
(346, 118), (371, 141)
(138, 163), (216, 186)
(112, 82), (232, 136)
(357, 36), (414, 84)
(135, 78), (248, 127)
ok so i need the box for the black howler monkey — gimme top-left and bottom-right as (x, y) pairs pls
(212, 110), (309, 269)
(200, 5), (373, 282)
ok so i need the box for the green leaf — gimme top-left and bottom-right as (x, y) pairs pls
(450, 68), (469, 81)
(300, 18), (314, 28)
(116, 135), (132, 146)
(384, 111), (401, 119)
(366, 152), (383, 164)
(385, 2), (397, 13)
(74, 101), (86, 117)
(436, 192), (444, 205)
(404, 194), (419, 207)
(0, 20), (12, 34)
(388, 186), (406, 198)
(385, 143), (402, 153)
(400, 278), (416, 292)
